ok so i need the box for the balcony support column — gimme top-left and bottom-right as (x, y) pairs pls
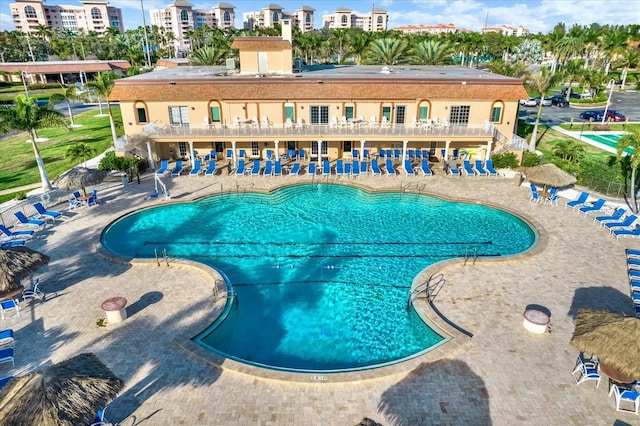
(444, 140), (451, 161)
(360, 140), (366, 159)
(486, 140), (493, 161)
(146, 140), (155, 169)
(274, 140), (279, 160)
(189, 140), (195, 165)
(231, 140), (237, 164)
(402, 140), (408, 163)
(317, 140), (323, 166)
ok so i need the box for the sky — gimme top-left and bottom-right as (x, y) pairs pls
(1, 0), (639, 34)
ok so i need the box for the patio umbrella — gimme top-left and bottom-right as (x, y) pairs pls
(570, 308), (640, 382)
(54, 167), (106, 196)
(0, 353), (124, 426)
(523, 163), (576, 190)
(0, 246), (50, 293)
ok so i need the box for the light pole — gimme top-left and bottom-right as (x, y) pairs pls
(21, 71), (29, 97)
(140, 0), (152, 68)
(601, 79), (615, 125)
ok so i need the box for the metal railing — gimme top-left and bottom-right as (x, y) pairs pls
(143, 121), (496, 140)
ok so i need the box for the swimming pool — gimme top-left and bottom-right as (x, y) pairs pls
(102, 184), (536, 372)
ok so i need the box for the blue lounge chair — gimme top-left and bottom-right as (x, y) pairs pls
(344, 162), (351, 175)
(530, 191), (542, 204)
(462, 160), (476, 176)
(0, 224), (34, 240)
(299, 149), (306, 160)
(385, 159), (396, 176)
(363, 150), (369, 160)
(266, 149), (273, 160)
(0, 347), (14, 367)
(239, 149), (246, 160)
(352, 161), (360, 177)
(72, 191), (81, 199)
(416, 150), (423, 160)
(566, 192), (589, 209)
(0, 329), (14, 348)
(474, 160), (488, 176)
(545, 188), (559, 207)
(0, 300), (19, 321)
(204, 160), (216, 176)
(335, 159), (344, 176)
(579, 198), (606, 215)
(274, 160), (282, 176)
(485, 160), (498, 176)
(0, 376), (13, 390)
(235, 159), (246, 176)
(447, 160), (460, 176)
(360, 161), (368, 176)
(14, 212), (45, 229)
(322, 160), (331, 175)
(225, 149), (233, 161)
(612, 227), (640, 240)
(452, 149), (459, 159)
(33, 202), (62, 222)
(604, 215), (638, 231)
(170, 160), (183, 177)
(379, 150), (386, 160)
(252, 160), (262, 176)
(371, 159), (381, 176)
(420, 159), (433, 176)
(352, 149), (359, 160)
(595, 208), (625, 226)
(403, 160), (415, 177)
(1, 239), (27, 248)
(155, 160), (168, 176)
(307, 163), (316, 175)
(386, 149), (392, 159)
(627, 248), (640, 259)
(263, 160), (272, 176)
(408, 149), (415, 161)
(290, 162), (300, 176)
(81, 195), (97, 207)
(421, 149), (429, 159)
(189, 160), (201, 176)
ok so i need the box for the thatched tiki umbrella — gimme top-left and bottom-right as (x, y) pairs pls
(570, 308), (640, 382)
(0, 353), (124, 426)
(0, 246), (50, 293)
(54, 167), (106, 196)
(524, 163), (577, 191)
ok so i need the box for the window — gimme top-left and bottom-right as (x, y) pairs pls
(345, 106), (354, 120)
(169, 106), (189, 126)
(210, 106), (221, 123)
(305, 13), (311, 24)
(395, 105), (406, 125)
(341, 15), (348, 25)
(419, 106), (429, 120)
(311, 141), (328, 157)
(449, 105), (470, 125)
(491, 105), (502, 123)
(377, 16), (383, 24)
(343, 141), (352, 152)
(251, 141), (260, 158)
(310, 105), (329, 124)
(382, 106), (391, 122)
(287, 141), (296, 151)
(24, 5), (37, 18)
(178, 142), (188, 158)
(273, 12), (279, 22)
(285, 104), (295, 121)
(180, 9), (188, 21)
(223, 11), (230, 22)
(136, 107), (147, 123)
(91, 7), (102, 20)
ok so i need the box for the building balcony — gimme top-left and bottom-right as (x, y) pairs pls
(142, 121), (495, 142)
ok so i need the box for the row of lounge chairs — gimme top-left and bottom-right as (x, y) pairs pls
(1, 202), (67, 248)
(564, 191), (640, 240)
(0, 327), (14, 390)
(460, 160), (498, 177)
(624, 249), (640, 319)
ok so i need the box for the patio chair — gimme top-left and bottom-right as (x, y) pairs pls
(371, 159), (382, 176)
(0, 299), (19, 320)
(545, 188), (559, 207)
(485, 160), (498, 177)
(189, 160), (202, 177)
(23, 278), (44, 301)
(289, 162), (300, 176)
(0, 348), (14, 367)
(566, 192), (590, 209)
(14, 211), (46, 229)
(474, 160), (488, 176)
(571, 353), (600, 388)
(0, 329), (14, 348)
(420, 159), (433, 176)
(307, 163), (316, 175)
(462, 160), (476, 176)
(403, 160), (415, 177)
(595, 208), (625, 226)
(81, 195), (97, 208)
(609, 384), (640, 415)
(530, 191), (542, 205)
(579, 198), (606, 216)
(0, 224), (34, 241)
(204, 160), (216, 176)
(385, 159), (396, 176)
(67, 198), (81, 211)
(170, 160), (183, 177)
(33, 203), (63, 222)
(251, 160), (262, 176)
(155, 160), (168, 176)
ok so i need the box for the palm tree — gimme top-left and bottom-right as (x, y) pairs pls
(87, 72), (118, 147)
(49, 84), (82, 127)
(526, 69), (557, 152)
(0, 94), (68, 191)
(616, 127), (640, 213)
(189, 46), (227, 65)
(65, 143), (97, 166)
(412, 39), (452, 65)
(364, 38), (408, 65)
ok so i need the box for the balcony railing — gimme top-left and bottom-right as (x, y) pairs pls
(143, 121), (496, 140)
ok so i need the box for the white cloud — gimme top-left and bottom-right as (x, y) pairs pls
(0, 13), (16, 32)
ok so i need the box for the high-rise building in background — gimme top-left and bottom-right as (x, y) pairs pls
(322, 7), (388, 32)
(243, 4), (315, 33)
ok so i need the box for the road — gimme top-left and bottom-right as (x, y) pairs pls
(518, 89), (639, 125)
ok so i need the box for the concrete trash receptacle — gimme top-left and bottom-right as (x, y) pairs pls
(121, 174), (128, 187)
(514, 173), (524, 187)
(101, 297), (128, 324)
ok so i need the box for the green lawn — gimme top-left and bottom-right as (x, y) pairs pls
(557, 123), (638, 132)
(0, 107), (122, 203)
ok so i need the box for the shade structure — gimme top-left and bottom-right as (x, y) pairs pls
(0, 246), (50, 293)
(524, 163), (577, 189)
(570, 308), (640, 380)
(54, 167), (106, 196)
(0, 353), (124, 426)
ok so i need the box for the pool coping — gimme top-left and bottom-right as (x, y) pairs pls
(94, 182), (547, 383)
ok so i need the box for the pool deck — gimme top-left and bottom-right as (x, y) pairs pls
(2, 166), (639, 425)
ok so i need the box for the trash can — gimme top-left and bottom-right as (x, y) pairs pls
(101, 297), (128, 324)
(514, 173), (524, 187)
(121, 174), (128, 187)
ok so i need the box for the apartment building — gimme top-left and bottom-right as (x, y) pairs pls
(150, 1), (236, 54)
(109, 20), (527, 169)
(481, 25), (530, 37)
(322, 7), (388, 32)
(394, 23), (458, 35)
(243, 4), (315, 33)
(10, 0), (124, 35)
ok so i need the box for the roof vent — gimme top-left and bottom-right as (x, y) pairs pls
(380, 66), (391, 74)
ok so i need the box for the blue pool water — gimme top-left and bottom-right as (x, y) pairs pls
(101, 184), (536, 372)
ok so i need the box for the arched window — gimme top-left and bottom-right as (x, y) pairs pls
(223, 11), (230, 22)
(341, 15), (347, 25)
(180, 9), (188, 21)
(273, 12), (279, 22)
(305, 13), (311, 24)
(91, 7), (102, 20)
(24, 5), (37, 19)
(377, 16), (383, 24)
(490, 101), (504, 123)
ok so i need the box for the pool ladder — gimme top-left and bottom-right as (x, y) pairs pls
(406, 273), (446, 311)
(463, 247), (478, 266)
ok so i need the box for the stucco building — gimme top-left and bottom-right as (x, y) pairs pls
(243, 4), (315, 33)
(322, 7), (388, 32)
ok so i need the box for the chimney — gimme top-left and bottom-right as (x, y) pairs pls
(281, 19), (292, 43)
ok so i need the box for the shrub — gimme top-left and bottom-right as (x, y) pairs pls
(14, 191), (26, 200)
(98, 151), (139, 172)
(521, 151), (540, 167)
(490, 152), (519, 169)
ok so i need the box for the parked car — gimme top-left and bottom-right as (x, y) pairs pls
(550, 95), (569, 107)
(519, 97), (537, 107)
(535, 96), (553, 106)
(604, 110), (626, 122)
(579, 110), (604, 121)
